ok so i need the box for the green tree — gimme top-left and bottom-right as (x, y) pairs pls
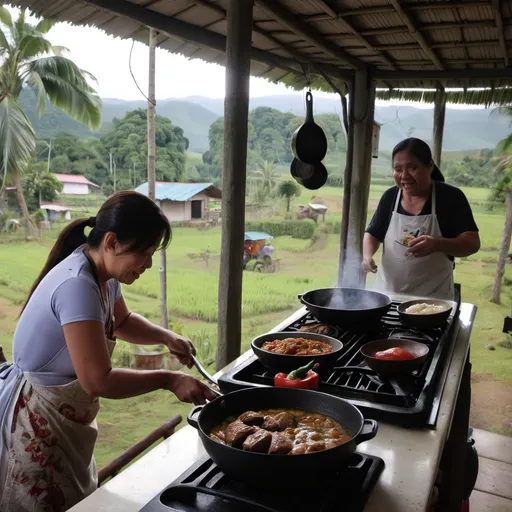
(252, 160), (279, 195)
(23, 161), (63, 211)
(0, 8), (101, 231)
(278, 180), (301, 212)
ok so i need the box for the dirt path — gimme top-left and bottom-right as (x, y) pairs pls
(471, 373), (512, 436)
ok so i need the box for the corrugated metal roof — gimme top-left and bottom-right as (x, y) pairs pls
(10, 0), (512, 96)
(134, 182), (222, 201)
(245, 232), (273, 241)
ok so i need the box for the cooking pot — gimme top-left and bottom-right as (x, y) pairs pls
(251, 331), (343, 374)
(397, 299), (453, 329)
(299, 287), (392, 326)
(187, 387), (378, 485)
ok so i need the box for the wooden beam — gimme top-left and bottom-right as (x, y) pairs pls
(313, 0), (397, 69)
(216, 0), (252, 370)
(432, 87), (447, 168)
(254, 0), (366, 70)
(360, 20), (497, 37)
(374, 68), (512, 81)
(341, 69), (376, 289)
(492, 0), (510, 66)
(389, 0), (443, 70)
(147, 29), (156, 202)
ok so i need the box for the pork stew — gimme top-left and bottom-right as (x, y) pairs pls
(209, 409), (351, 455)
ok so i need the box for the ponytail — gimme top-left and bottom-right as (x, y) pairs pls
(20, 217), (93, 315)
(431, 163), (445, 182)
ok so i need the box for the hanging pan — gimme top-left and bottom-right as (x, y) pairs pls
(291, 91), (328, 164)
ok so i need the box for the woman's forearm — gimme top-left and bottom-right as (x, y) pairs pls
(437, 232), (480, 258)
(363, 233), (381, 259)
(115, 312), (173, 346)
(93, 368), (171, 399)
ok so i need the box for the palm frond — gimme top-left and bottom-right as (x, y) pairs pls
(51, 45), (69, 56)
(26, 70), (47, 116)
(497, 133), (512, 155)
(0, 95), (35, 192)
(0, 27), (10, 52)
(34, 18), (55, 34)
(0, 7), (13, 30)
(27, 56), (102, 129)
(18, 34), (53, 60)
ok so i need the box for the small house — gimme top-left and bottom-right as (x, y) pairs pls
(41, 203), (71, 223)
(135, 182), (222, 222)
(53, 174), (101, 195)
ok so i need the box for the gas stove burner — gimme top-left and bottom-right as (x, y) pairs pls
(219, 299), (461, 428)
(141, 452), (384, 512)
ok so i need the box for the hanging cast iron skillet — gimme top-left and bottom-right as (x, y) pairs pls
(291, 91), (328, 164)
(251, 331), (343, 374)
(290, 158), (328, 190)
(187, 386), (378, 486)
(298, 287), (392, 326)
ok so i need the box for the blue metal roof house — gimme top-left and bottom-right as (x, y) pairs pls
(135, 182), (221, 222)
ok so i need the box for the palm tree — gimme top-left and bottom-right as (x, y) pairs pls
(252, 160), (279, 195)
(490, 122), (512, 304)
(0, 8), (101, 231)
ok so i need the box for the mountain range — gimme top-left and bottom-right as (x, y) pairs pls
(18, 89), (512, 154)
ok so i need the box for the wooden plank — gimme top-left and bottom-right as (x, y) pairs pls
(216, 0), (252, 371)
(472, 428), (512, 465)
(492, 0), (510, 67)
(374, 68), (512, 81)
(471, 490), (512, 511)
(475, 457), (512, 500)
(433, 87), (446, 168)
(341, 68), (375, 288)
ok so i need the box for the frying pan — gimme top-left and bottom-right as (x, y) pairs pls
(291, 91), (328, 164)
(187, 387), (378, 485)
(398, 299), (453, 329)
(251, 331), (343, 374)
(360, 339), (429, 377)
(299, 287), (392, 326)
(290, 158), (328, 190)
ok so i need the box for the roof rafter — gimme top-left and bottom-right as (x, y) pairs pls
(313, 0), (397, 70)
(388, 0), (444, 70)
(492, 0), (510, 66)
(254, 0), (366, 70)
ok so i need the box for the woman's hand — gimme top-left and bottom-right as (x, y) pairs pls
(167, 333), (196, 368)
(167, 371), (217, 405)
(362, 257), (378, 273)
(407, 235), (440, 258)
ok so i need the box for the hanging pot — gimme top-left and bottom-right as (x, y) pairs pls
(290, 158), (328, 190)
(291, 91), (328, 164)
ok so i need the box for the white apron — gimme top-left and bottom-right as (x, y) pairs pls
(374, 182), (454, 300)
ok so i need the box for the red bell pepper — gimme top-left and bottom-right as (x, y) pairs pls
(274, 360), (320, 390)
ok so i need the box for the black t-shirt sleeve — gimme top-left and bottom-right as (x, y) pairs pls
(366, 187), (398, 242)
(437, 184), (479, 237)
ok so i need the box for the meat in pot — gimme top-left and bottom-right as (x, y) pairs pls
(209, 409), (351, 455)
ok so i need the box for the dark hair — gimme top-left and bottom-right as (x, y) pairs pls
(21, 191), (171, 313)
(392, 137), (445, 182)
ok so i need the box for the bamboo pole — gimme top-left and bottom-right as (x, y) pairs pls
(433, 86), (446, 168)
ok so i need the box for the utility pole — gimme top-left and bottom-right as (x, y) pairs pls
(147, 27), (168, 329)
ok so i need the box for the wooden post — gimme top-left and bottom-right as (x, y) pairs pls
(433, 86), (446, 167)
(341, 68), (376, 288)
(147, 28), (168, 329)
(216, 0), (253, 371)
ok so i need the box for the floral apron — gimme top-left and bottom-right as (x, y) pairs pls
(1, 254), (116, 512)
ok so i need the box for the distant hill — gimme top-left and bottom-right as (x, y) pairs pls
(18, 89), (512, 153)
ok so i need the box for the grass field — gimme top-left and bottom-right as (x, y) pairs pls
(1, 183), (511, 469)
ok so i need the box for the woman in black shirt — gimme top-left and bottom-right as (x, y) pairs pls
(362, 138), (480, 299)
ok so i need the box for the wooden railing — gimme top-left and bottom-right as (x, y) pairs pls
(98, 414), (182, 486)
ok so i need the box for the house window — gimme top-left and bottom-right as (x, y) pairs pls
(191, 200), (202, 219)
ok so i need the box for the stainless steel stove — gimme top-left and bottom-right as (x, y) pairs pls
(218, 299), (461, 428)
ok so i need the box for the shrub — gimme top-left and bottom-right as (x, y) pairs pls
(245, 220), (315, 239)
(31, 209), (46, 224)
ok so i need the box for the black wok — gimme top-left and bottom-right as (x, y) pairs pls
(251, 331), (343, 374)
(299, 287), (392, 326)
(187, 387), (378, 485)
(290, 158), (328, 190)
(291, 91), (327, 164)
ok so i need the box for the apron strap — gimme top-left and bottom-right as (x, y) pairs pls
(393, 188), (402, 212)
(431, 181), (437, 215)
